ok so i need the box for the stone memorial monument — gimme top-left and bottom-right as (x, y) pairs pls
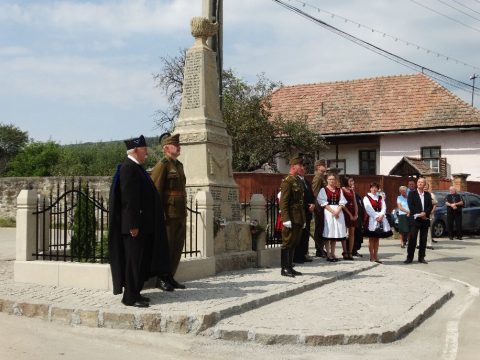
(174, 17), (241, 222)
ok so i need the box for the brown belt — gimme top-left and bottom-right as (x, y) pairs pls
(167, 191), (186, 197)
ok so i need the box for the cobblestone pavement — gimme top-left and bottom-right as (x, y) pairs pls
(0, 227), (459, 344)
(210, 265), (455, 345)
(0, 246), (377, 333)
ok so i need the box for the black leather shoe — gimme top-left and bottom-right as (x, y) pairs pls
(432, 239), (438, 243)
(457, 237), (463, 240)
(418, 259), (428, 264)
(281, 267), (295, 277)
(138, 295), (150, 302)
(403, 258), (413, 264)
(290, 267), (303, 276)
(315, 251), (325, 257)
(122, 300), (149, 308)
(426, 246), (434, 250)
(157, 278), (174, 292)
(169, 276), (186, 290)
(352, 252), (363, 257)
(303, 256), (313, 262)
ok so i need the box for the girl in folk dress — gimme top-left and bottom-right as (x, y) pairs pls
(363, 182), (393, 263)
(317, 173), (348, 262)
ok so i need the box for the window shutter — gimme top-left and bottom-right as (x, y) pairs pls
(440, 157), (447, 178)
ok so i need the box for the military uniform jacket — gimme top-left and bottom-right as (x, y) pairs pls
(312, 173), (327, 198)
(150, 156), (187, 219)
(280, 174), (306, 225)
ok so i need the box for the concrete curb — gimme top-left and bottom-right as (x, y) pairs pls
(0, 263), (377, 335)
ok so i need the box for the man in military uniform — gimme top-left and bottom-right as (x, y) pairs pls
(280, 154), (306, 277)
(293, 163), (315, 264)
(150, 133), (186, 289)
(311, 160), (327, 257)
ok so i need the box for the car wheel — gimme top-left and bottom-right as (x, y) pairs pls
(432, 221), (445, 237)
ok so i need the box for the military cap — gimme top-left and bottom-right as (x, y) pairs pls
(315, 159), (326, 167)
(289, 154), (304, 166)
(124, 135), (147, 150)
(160, 132), (180, 146)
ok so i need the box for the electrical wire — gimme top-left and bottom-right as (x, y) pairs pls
(409, 0), (480, 33)
(448, 0), (480, 16)
(271, 0), (480, 96)
(286, 0), (480, 72)
(435, 0), (480, 22)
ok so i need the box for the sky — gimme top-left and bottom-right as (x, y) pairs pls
(1, 0), (479, 144)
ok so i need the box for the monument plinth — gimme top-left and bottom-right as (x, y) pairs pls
(175, 17), (240, 221)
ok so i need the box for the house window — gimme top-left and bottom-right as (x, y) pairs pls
(359, 150), (376, 175)
(327, 159), (346, 174)
(421, 146), (441, 173)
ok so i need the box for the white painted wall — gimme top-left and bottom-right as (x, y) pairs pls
(318, 143), (378, 175)
(379, 131), (480, 180)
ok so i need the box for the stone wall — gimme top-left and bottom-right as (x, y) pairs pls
(0, 177), (111, 219)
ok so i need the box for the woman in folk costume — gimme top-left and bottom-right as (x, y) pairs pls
(363, 182), (393, 263)
(317, 172), (348, 262)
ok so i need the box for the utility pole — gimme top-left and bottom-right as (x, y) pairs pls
(203, 0), (223, 110)
(471, 74), (478, 107)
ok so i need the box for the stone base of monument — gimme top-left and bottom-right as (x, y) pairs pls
(214, 221), (257, 273)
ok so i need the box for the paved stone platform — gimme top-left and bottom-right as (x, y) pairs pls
(0, 257), (376, 334)
(208, 265), (453, 346)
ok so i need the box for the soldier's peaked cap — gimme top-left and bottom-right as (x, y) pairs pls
(289, 153), (304, 166)
(160, 132), (180, 146)
(124, 135), (147, 150)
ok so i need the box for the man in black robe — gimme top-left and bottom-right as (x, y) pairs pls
(108, 135), (172, 307)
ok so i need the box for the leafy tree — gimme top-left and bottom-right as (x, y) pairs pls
(153, 50), (325, 171)
(0, 123), (29, 175)
(6, 141), (60, 176)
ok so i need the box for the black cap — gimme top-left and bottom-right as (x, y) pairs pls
(124, 135), (147, 150)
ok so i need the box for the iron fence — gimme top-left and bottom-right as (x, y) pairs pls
(33, 178), (109, 263)
(265, 194), (282, 248)
(32, 178), (201, 263)
(183, 197), (201, 257)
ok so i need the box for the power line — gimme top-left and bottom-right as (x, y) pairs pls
(286, 0), (480, 72)
(271, 0), (480, 96)
(409, 0), (480, 33)
(435, 0), (480, 22)
(448, 0), (480, 16)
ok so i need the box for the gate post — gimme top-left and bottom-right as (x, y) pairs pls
(195, 190), (214, 257)
(15, 190), (37, 261)
(250, 194), (267, 250)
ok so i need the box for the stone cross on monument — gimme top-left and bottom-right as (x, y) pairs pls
(174, 16), (241, 222)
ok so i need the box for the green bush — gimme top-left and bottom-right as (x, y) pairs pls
(69, 190), (97, 262)
(0, 217), (16, 227)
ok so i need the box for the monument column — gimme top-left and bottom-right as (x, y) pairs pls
(175, 17), (240, 222)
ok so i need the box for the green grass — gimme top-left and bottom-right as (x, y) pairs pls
(0, 217), (16, 227)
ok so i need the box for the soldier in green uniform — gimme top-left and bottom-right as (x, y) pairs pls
(150, 133), (186, 289)
(280, 154), (306, 277)
(312, 160), (328, 257)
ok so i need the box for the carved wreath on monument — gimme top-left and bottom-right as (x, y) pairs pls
(190, 17), (218, 39)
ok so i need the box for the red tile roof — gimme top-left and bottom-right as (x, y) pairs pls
(268, 74), (480, 135)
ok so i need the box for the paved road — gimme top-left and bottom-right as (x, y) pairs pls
(0, 228), (479, 360)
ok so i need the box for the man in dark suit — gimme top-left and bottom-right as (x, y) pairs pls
(108, 135), (171, 308)
(404, 177), (433, 264)
(293, 164), (315, 263)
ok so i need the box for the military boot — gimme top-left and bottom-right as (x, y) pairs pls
(281, 249), (295, 277)
(289, 247), (302, 276)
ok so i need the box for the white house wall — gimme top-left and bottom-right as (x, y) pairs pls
(379, 131), (480, 180)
